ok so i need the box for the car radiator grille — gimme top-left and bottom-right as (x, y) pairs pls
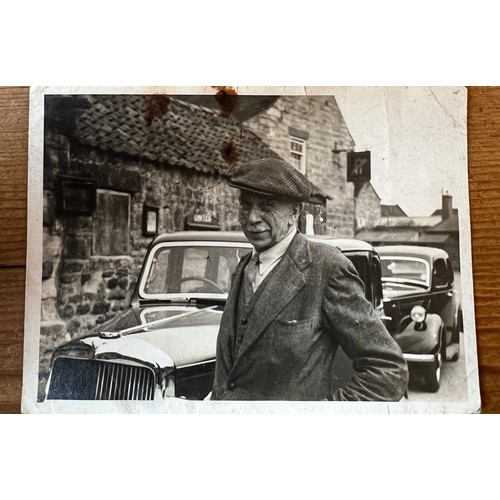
(46, 358), (156, 400)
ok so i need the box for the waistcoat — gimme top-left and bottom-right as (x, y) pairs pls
(232, 271), (269, 359)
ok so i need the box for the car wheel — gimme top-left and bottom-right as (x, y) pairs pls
(423, 352), (442, 392)
(449, 310), (462, 362)
(441, 328), (448, 362)
(449, 337), (460, 362)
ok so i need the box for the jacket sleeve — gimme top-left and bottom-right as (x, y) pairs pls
(322, 256), (409, 401)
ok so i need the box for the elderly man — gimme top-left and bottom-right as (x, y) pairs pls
(211, 158), (408, 401)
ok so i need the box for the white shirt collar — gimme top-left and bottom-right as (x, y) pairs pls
(253, 227), (297, 276)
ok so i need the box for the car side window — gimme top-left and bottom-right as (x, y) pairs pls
(371, 254), (384, 309)
(346, 254), (371, 303)
(432, 258), (449, 288)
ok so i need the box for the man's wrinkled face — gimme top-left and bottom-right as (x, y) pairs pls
(238, 191), (299, 252)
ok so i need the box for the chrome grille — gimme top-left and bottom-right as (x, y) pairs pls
(47, 358), (155, 400)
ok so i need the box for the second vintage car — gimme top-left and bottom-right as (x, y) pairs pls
(45, 231), (386, 401)
(377, 245), (462, 392)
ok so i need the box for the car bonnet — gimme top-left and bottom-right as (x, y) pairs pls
(77, 305), (222, 368)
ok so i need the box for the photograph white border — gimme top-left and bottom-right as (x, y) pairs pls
(22, 86), (480, 414)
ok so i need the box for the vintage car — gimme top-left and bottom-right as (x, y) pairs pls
(376, 245), (462, 392)
(45, 231), (385, 401)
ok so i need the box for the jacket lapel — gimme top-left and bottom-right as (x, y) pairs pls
(232, 233), (311, 369)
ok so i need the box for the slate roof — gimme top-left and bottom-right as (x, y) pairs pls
(381, 204), (408, 217)
(426, 212), (459, 233)
(63, 94), (282, 177)
(431, 207), (459, 217)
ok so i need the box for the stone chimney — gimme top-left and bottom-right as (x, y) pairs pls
(442, 193), (453, 220)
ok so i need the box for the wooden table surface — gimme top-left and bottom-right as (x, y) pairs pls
(1, 86), (499, 413)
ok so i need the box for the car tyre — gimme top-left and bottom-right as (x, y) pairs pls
(448, 339), (460, 362)
(423, 352), (441, 393)
(441, 329), (448, 362)
(449, 309), (462, 362)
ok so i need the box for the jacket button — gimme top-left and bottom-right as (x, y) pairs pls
(228, 382), (235, 390)
(241, 317), (248, 325)
(237, 336), (243, 343)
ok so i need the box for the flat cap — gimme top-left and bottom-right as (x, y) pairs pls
(229, 158), (328, 201)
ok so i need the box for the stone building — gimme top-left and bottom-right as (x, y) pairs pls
(353, 182), (382, 232)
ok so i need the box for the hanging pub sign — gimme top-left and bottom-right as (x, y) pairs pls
(347, 151), (371, 183)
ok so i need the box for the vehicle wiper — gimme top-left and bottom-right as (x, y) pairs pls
(99, 305), (219, 339)
(382, 278), (428, 289)
(138, 296), (227, 307)
(186, 296), (227, 305)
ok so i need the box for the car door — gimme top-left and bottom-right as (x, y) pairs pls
(429, 257), (457, 345)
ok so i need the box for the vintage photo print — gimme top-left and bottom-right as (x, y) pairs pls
(21, 86), (480, 413)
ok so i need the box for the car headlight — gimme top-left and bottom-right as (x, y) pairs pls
(411, 305), (427, 323)
(411, 305), (427, 331)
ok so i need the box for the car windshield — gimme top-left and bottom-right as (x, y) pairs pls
(141, 243), (251, 298)
(380, 256), (430, 289)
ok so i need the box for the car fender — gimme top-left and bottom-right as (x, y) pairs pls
(439, 289), (460, 328)
(394, 313), (444, 355)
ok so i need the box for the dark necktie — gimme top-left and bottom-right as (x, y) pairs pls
(243, 253), (260, 303)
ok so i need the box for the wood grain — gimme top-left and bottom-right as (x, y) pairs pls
(0, 88), (28, 268)
(468, 87), (500, 412)
(0, 267), (25, 413)
(1, 86), (500, 413)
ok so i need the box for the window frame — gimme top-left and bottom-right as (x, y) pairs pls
(139, 241), (252, 301)
(290, 136), (307, 174)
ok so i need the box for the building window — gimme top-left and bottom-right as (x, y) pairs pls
(92, 189), (130, 256)
(290, 136), (307, 174)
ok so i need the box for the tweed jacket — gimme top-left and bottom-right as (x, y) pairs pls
(211, 232), (408, 401)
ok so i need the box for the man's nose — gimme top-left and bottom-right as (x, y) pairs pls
(247, 206), (263, 224)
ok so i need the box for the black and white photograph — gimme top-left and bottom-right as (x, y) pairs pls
(21, 86), (480, 413)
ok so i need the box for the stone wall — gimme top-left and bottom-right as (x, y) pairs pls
(244, 96), (357, 237)
(355, 182), (382, 231)
(39, 131), (241, 398)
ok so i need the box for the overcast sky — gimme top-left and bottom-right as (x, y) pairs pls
(332, 87), (467, 217)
